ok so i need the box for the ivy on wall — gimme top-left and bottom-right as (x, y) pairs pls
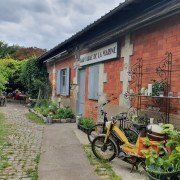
(20, 56), (50, 99)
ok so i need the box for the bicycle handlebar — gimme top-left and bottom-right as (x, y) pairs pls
(95, 95), (118, 117)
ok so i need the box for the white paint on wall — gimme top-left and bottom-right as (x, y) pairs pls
(98, 63), (107, 122)
(119, 34), (133, 107)
(99, 63), (104, 94)
(103, 73), (107, 83)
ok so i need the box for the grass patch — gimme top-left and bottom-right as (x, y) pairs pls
(26, 154), (40, 180)
(26, 112), (44, 124)
(26, 168), (38, 180)
(0, 113), (11, 146)
(0, 112), (13, 172)
(83, 145), (121, 180)
(0, 162), (10, 170)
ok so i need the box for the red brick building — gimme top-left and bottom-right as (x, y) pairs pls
(38, 0), (180, 127)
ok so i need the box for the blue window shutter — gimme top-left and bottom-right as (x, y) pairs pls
(88, 66), (94, 99)
(56, 70), (61, 95)
(88, 65), (99, 100)
(60, 70), (62, 94)
(65, 68), (70, 96)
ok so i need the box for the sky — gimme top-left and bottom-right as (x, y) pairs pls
(0, 0), (125, 50)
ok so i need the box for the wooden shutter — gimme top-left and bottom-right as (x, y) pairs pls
(88, 65), (99, 100)
(65, 68), (70, 96)
(88, 66), (94, 99)
(56, 70), (61, 95)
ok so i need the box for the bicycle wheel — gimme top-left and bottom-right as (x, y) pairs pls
(123, 128), (138, 144)
(92, 135), (117, 161)
(88, 124), (105, 143)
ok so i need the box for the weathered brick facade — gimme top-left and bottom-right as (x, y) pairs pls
(47, 14), (180, 127)
(44, 1), (180, 128)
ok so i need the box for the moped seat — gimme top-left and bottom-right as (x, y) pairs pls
(133, 123), (146, 130)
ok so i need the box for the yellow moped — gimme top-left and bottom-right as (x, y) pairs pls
(91, 117), (167, 171)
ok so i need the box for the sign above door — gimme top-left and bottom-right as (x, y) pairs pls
(79, 42), (119, 66)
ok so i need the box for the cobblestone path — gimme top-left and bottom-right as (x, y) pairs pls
(0, 103), (44, 180)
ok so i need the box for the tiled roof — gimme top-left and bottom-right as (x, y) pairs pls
(38, 0), (180, 62)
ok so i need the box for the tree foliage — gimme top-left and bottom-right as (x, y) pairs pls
(0, 40), (49, 98)
(20, 57), (49, 98)
(0, 40), (46, 60)
(12, 47), (46, 60)
(0, 73), (6, 93)
(0, 41), (20, 58)
(0, 58), (24, 93)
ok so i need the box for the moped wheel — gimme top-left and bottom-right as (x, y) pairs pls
(92, 135), (117, 161)
(88, 124), (105, 143)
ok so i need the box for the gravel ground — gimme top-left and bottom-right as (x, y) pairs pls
(0, 102), (44, 180)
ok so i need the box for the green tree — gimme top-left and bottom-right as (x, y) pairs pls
(0, 41), (20, 58)
(0, 73), (6, 93)
(20, 57), (49, 99)
(0, 57), (24, 93)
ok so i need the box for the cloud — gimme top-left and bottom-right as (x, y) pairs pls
(0, 0), (125, 49)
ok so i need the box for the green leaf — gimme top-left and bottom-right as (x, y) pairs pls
(176, 147), (180, 152)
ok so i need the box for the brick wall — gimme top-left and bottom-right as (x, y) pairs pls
(131, 14), (180, 117)
(48, 56), (77, 112)
(54, 56), (76, 97)
(84, 68), (98, 121)
(104, 58), (123, 105)
(47, 14), (180, 126)
(84, 15), (180, 125)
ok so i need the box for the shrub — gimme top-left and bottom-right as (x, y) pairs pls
(53, 107), (74, 119)
(34, 100), (58, 117)
(79, 117), (94, 129)
(41, 107), (49, 117)
(34, 100), (74, 119)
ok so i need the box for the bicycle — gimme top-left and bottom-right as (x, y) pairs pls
(87, 100), (138, 144)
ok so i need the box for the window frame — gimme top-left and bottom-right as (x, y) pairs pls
(56, 67), (70, 96)
(61, 68), (67, 94)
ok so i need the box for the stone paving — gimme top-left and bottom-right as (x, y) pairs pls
(39, 123), (98, 180)
(0, 102), (44, 180)
(74, 128), (147, 180)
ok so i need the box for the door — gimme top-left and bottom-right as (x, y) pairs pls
(77, 69), (85, 115)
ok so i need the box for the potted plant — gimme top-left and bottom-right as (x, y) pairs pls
(152, 80), (166, 96)
(142, 124), (180, 180)
(52, 106), (75, 122)
(131, 112), (149, 125)
(77, 117), (95, 134)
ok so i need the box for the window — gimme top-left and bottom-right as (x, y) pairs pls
(88, 64), (99, 100)
(56, 68), (70, 96)
(61, 69), (67, 93)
